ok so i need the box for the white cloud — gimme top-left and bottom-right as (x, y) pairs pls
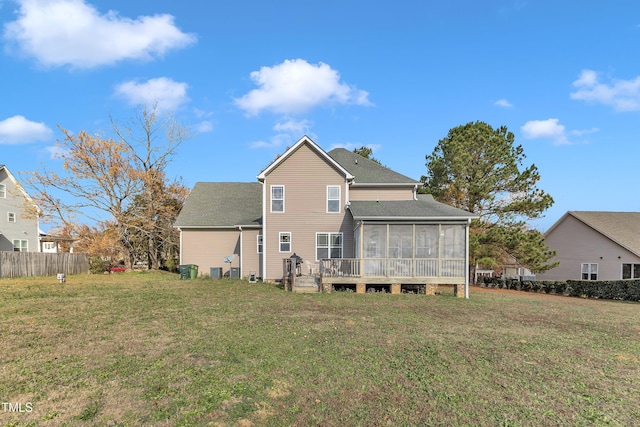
(3, 0), (196, 68)
(195, 121), (213, 133)
(250, 133), (294, 149)
(494, 98), (513, 108)
(45, 144), (67, 159)
(0, 115), (53, 144)
(570, 127), (599, 137)
(521, 118), (569, 145)
(114, 77), (189, 112)
(273, 118), (311, 136)
(235, 59), (372, 116)
(570, 69), (640, 112)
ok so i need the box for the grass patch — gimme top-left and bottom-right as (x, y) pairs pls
(1, 272), (639, 426)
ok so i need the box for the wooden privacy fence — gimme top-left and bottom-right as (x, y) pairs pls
(0, 252), (90, 279)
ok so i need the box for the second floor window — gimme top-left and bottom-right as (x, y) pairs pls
(0, 184), (5, 198)
(7, 212), (16, 223)
(327, 186), (340, 213)
(271, 185), (284, 213)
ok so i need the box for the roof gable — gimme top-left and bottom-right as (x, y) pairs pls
(548, 211), (640, 257)
(257, 136), (353, 181)
(174, 182), (262, 228)
(328, 148), (419, 185)
(0, 165), (39, 209)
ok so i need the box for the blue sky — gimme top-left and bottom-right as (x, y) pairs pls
(1, 0), (639, 231)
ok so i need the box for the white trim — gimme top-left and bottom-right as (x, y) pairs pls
(315, 232), (343, 261)
(271, 185), (285, 213)
(238, 226), (243, 279)
(0, 183), (5, 198)
(581, 262), (598, 280)
(279, 232), (291, 253)
(465, 219), (470, 299)
(326, 185), (341, 213)
(7, 212), (16, 223)
(257, 136), (354, 181)
(261, 181), (267, 279)
(178, 227), (183, 265)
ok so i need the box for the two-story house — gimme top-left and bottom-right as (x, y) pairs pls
(174, 136), (476, 296)
(0, 165), (40, 252)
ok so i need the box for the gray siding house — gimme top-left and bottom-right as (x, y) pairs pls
(536, 211), (640, 281)
(0, 165), (40, 252)
(175, 136), (476, 296)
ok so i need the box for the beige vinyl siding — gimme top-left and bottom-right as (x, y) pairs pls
(263, 142), (353, 280)
(241, 228), (262, 279)
(349, 186), (415, 201)
(180, 229), (240, 277)
(537, 215), (640, 281)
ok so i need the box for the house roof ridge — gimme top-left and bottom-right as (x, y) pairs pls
(327, 147), (420, 185)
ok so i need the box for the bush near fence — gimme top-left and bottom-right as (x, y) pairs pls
(0, 252), (90, 279)
(481, 277), (640, 302)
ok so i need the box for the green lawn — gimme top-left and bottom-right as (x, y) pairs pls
(1, 272), (639, 426)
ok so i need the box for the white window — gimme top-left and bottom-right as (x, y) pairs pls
(43, 242), (56, 251)
(622, 263), (640, 279)
(316, 232), (343, 260)
(13, 240), (28, 252)
(581, 263), (598, 280)
(257, 234), (263, 254)
(327, 186), (340, 213)
(271, 185), (284, 213)
(0, 184), (5, 198)
(8, 212), (16, 223)
(279, 232), (291, 252)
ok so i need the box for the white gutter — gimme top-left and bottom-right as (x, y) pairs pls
(352, 216), (477, 222)
(350, 182), (418, 187)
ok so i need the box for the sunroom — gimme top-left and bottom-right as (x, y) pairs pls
(319, 196), (476, 297)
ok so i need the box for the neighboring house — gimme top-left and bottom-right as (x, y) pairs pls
(536, 211), (640, 281)
(0, 165), (40, 252)
(39, 232), (77, 253)
(174, 136), (476, 296)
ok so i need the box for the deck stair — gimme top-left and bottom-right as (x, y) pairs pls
(292, 274), (319, 293)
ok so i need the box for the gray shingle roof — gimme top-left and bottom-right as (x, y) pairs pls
(562, 211), (640, 256)
(174, 182), (262, 228)
(328, 148), (418, 184)
(348, 194), (477, 220)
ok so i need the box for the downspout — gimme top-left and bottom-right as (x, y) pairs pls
(178, 227), (183, 265)
(465, 218), (470, 299)
(413, 184), (419, 201)
(238, 226), (243, 279)
(260, 181), (266, 280)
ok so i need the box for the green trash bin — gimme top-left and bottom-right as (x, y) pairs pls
(190, 264), (198, 279)
(179, 265), (190, 280)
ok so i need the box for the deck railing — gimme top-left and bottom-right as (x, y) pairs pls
(320, 258), (465, 279)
